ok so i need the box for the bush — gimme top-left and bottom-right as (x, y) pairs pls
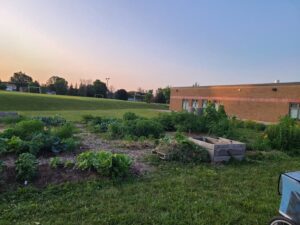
(7, 136), (27, 153)
(266, 116), (300, 151)
(156, 135), (210, 163)
(13, 120), (44, 139)
(76, 151), (132, 177)
(15, 153), (38, 181)
(61, 138), (79, 152)
(33, 116), (66, 127)
(0, 138), (8, 155)
(52, 123), (76, 139)
(133, 119), (163, 138)
(123, 112), (139, 121)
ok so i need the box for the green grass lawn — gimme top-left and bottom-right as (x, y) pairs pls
(1, 158), (299, 225)
(0, 91), (168, 121)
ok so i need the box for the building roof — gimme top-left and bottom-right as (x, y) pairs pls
(171, 82), (300, 89)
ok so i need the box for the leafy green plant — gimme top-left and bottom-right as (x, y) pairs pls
(156, 135), (210, 163)
(52, 123), (76, 139)
(61, 138), (79, 152)
(13, 120), (44, 139)
(49, 157), (63, 169)
(15, 153), (38, 181)
(76, 151), (132, 177)
(266, 116), (300, 151)
(64, 160), (74, 168)
(123, 112), (139, 121)
(7, 136), (27, 153)
(33, 116), (66, 127)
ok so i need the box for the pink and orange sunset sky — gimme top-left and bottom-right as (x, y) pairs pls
(1, 0), (300, 90)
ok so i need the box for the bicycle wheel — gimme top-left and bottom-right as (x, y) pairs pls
(269, 216), (297, 225)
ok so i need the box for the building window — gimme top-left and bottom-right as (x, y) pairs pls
(290, 103), (300, 120)
(182, 99), (189, 111)
(192, 100), (198, 109)
(202, 99), (208, 108)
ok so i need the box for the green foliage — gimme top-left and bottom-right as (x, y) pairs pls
(49, 157), (63, 169)
(52, 123), (76, 139)
(115, 89), (128, 101)
(76, 151), (132, 177)
(123, 112), (139, 121)
(13, 120), (44, 139)
(7, 136), (27, 153)
(64, 160), (74, 168)
(61, 138), (79, 152)
(33, 116), (66, 127)
(265, 116), (300, 151)
(15, 153), (38, 181)
(247, 151), (290, 161)
(0, 115), (24, 124)
(156, 135), (210, 163)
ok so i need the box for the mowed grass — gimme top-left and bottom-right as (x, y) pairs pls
(1, 158), (299, 225)
(0, 91), (168, 120)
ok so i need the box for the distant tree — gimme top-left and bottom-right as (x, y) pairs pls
(145, 90), (153, 103)
(154, 88), (166, 103)
(0, 80), (6, 90)
(86, 84), (95, 97)
(78, 83), (87, 96)
(114, 89), (128, 100)
(93, 79), (108, 98)
(10, 72), (33, 91)
(154, 87), (170, 104)
(28, 81), (40, 93)
(68, 84), (78, 96)
(46, 76), (68, 95)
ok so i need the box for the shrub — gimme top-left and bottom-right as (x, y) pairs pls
(61, 138), (79, 152)
(157, 113), (176, 131)
(76, 151), (132, 177)
(33, 116), (66, 127)
(156, 135), (210, 163)
(123, 112), (139, 121)
(13, 120), (44, 139)
(0, 115), (24, 124)
(133, 119), (163, 138)
(93, 118), (119, 133)
(49, 157), (63, 169)
(266, 116), (300, 151)
(111, 154), (132, 177)
(7, 136), (27, 153)
(0, 138), (8, 155)
(52, 123), (76, 139)
(15, 153), (38, 181)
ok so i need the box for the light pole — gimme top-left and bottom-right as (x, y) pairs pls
(105, 77), (110, 87)
(105, 77), (110, 98)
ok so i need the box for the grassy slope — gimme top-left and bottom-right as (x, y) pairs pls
(0, 91), (168, 120)
(1, 158), (299, 225)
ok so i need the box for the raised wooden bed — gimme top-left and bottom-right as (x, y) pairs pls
(188, 136), (246, 163)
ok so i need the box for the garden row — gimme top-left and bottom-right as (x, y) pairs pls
(83, 103), (300, 153)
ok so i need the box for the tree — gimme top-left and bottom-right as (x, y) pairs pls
(0, 80), (6, 90)
(28, 81), (40, 93)
(154, 88), (166, 104)
(114, 89), (128, 100)
(145, 90), (153, 103)
(10, 72), (33, 91)
(46, 76), (68, 95)
(68, 84), (78, 96)
(93, 79), (108, 98)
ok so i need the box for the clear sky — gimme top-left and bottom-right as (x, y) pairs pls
(0, 0), (299, 90)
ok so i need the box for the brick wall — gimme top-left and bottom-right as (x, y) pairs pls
(169, 83), (300, 122)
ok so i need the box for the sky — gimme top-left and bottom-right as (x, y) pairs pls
(0, 0), (299, 90)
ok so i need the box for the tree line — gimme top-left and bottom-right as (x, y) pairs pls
(0, 72), (170, 104)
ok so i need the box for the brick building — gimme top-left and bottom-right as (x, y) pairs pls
(169, 82), (300, 122)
